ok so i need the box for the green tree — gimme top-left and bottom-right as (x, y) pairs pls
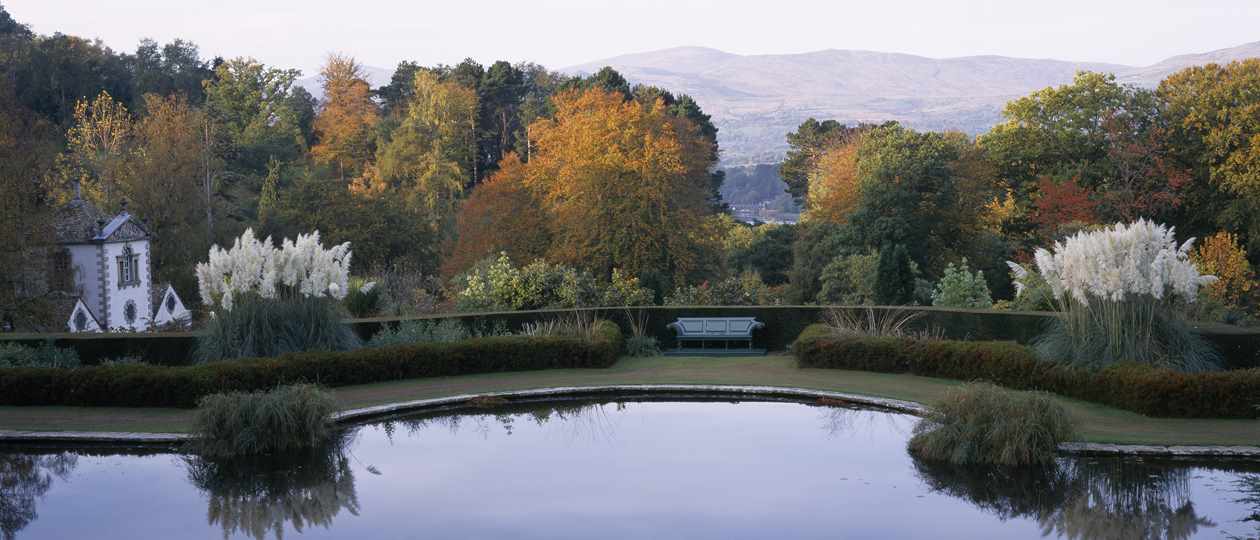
(847, 124), (961, 272)
(875, 244), (915, 305)
(202, 57), (304, 172)
(373, 70), (478, 228)
(1160, 59), (1260, 258)
(780, 119), (863, 204)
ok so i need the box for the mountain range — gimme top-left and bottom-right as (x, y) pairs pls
(562, 41), (1260, 165)
(297, 41), (1260, 168)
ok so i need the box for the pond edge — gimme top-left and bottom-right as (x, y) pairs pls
(1, 384), (1256, 459)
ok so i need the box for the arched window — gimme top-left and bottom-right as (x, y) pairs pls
(166, 292), (177, 313)
(117, 245), (140, 288)
(74, 310), (88, 332)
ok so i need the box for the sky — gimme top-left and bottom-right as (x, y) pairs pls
(5, 0), (1259, 76)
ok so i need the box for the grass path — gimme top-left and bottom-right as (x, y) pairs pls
(0, 355), (1256, 446)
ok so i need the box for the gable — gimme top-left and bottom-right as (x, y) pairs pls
(153, 285), (191, 327)
(98, 213), (149, 242)
(66, 299), (102, 333)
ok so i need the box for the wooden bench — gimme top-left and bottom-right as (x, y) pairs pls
(666, 317), (765, 355)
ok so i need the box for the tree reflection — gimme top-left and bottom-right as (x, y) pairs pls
(1236, 473), (1260, 540)
(913, 456), (1219, 540)
(382, 400), (620, 443)
(0, 452), (77, 540)
(183, 436), (360, 540)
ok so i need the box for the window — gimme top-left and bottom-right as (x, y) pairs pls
(51, 249), (73, 291)
(166, 293), (177, 313)
(74, 310), (88, 332)
(117, 246), (140, 288)
(123, 300), (137, 325)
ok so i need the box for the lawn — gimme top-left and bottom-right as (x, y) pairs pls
(0, 355), (1255, 446)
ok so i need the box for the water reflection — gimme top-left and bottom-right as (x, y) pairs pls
(182, 436), (360, 540)
(0, 400), (1255, 539)
(910, 456), (1260, 539)
(375, 399), (624, 443)
(0, 452), (76, 540)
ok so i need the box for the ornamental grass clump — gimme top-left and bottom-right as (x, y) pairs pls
(908, 383), (1075, 466)
(195, 229), (360, 361)
(190, 384), (338, 458)
(1008, 219), (1221, 372)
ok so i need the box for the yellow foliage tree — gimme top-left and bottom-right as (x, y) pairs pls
(311, 54), (379, 181)
(49, 91), (135, 210)
(524, 88), (718, 287)
(803, 141), (860, 223)
(1192, 231), (1255, 306)
(374, 70), (478, 229)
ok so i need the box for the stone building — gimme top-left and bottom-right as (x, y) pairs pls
(54, 196), (190, 332)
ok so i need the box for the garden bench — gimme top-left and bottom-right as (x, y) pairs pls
(666, 317), (765, 356)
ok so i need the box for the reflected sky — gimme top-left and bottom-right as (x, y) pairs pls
(3, 399), (1258, 539)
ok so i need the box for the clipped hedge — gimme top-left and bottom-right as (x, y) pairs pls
(4, 306), (1258, 368)
(792, 324), (1260, 419)
(0, 321), (622, 408)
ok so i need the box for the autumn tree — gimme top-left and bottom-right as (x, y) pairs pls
(524, 87), (718, 290)
(126, 93), (211, 286)
(1160, 59), (1260, 257)
(442, 153), (550, 277)
(780, 119), (865, 204)
(1192, 232), (1255, 307)
(0, 74), (61, 328)
(1030, 175), (1099, 241)
(311, 54), (379, 181)
(803, 139), (861, 224)
(371, 70), (479, 229)
(48, 91), (135, 210)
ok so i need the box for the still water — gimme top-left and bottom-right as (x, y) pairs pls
(3, 398), (1258, 539)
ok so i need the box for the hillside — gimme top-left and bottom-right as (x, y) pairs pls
(563, 42), (1260, 166)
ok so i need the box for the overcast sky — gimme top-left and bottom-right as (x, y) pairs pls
(5, 0), (1258, 76)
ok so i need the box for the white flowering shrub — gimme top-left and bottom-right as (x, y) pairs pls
(1008, 219), (1220, 371)
(194, 229), (359, 361)
(196, 229), (351, 311)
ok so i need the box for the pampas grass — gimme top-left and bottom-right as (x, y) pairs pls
(197, 295), (360, 362)
(1010, 220), (1221, 371)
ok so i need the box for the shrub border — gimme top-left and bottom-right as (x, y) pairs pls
(0, 321), (622, 409)
(792, 323), (1260, 419)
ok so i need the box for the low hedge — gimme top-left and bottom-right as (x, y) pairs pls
(6, 306), (1258, 369)
(0, 321), (622, 408)
(792, 324), (1260, 419)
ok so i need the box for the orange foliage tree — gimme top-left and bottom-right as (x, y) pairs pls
(312, 54), (379, 181)
(524, 88), (718, 288)
(1192, 231), (1255, 306)
(803, 140), (861, 223)
(442, 153), (550, 277)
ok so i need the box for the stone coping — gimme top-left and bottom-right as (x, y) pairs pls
(0, 384), (1256, 459)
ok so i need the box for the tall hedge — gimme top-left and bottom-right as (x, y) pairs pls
(792, 324), (1260, 419)
(0, 321), (622, 408)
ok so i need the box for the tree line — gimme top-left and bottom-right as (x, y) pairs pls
(0, 4), (727, 327)
(3, 0), (1258, 327)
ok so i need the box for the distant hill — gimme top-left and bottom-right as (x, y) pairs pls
(295, 65), (393, 102)
(563, 42), (1260, 166)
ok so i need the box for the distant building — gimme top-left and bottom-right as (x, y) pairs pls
(54, 195), (190, 332)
